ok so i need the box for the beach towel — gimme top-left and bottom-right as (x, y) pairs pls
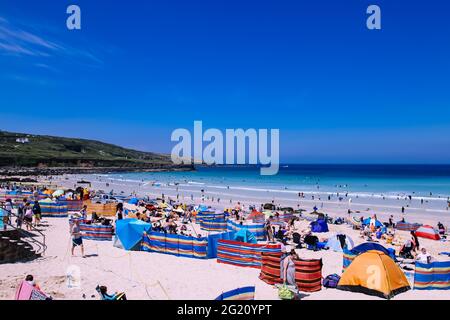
(15, 281), (49, 300)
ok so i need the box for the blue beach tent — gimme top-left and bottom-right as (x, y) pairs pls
(233, 228), (257, 244)
(362, 218), (383, 228)
(310, 219), (329, 233)
(113, 219), (151, 250)
(351, 242), (396, 261)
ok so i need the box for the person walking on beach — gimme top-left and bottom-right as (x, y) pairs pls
(71, 220), (85, 257)
(32, 200), (41, 227)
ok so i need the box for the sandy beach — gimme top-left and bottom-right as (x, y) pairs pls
(56, 173), (450, 226)
(1, 173), (449, 300)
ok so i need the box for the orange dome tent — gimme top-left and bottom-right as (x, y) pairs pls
(337, 250), (410, 299)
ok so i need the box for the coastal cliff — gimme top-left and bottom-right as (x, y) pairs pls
(0, 130), (193, 175)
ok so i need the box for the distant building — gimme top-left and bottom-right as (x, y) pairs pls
(16, 137), (30, 144)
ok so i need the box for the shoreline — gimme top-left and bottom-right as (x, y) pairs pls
(53, 173), (450, 226)
(0, 165), (195, 177)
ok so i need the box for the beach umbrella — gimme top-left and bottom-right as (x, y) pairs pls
(350, 216), (362, 227)
(52, 190), (65, 197)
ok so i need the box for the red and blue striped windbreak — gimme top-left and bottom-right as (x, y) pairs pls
(80, 224), (113, 241)
(215, 286), (255, 300)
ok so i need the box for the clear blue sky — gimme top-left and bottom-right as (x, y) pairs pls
(0, 0), (449, 163)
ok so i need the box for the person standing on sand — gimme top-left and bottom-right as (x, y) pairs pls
(2, 200), (12, 231)
(116, 203), (124, 221)
(16, 198), (27, 229)
(23, 203), (33, 231)
(79, 205), (87, 221)
(281, 249), (298, 287)
(411, 231), (420, 252)
(388, 215), (394, 228)
(71, 220), (85, 257)
(437, 222), (446, 235)
(32, 200), (41, 227)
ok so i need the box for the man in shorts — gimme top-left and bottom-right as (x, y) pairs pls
(71, 220), (85, 257)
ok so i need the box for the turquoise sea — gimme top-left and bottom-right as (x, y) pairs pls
(99, 165), (450, 200)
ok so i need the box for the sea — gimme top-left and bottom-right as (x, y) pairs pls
(96, 164), (450, 201)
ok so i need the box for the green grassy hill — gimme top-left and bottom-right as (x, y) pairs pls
(0, 130), (184, 170)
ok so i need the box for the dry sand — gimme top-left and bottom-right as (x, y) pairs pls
(1, 215), (449, 300)
(1, 174), (450, 300)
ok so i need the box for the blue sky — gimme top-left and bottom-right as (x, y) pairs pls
(0, 0), (449, 163)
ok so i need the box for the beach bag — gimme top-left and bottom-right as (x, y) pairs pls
(278, 285), (295, 300)
(323, 274), (340, 288)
